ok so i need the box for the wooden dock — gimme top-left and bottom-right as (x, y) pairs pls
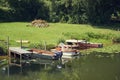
(9, 47), (32, 67)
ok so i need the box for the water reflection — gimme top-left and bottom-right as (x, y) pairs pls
(0, 53), (120, 80)
(79, 53), (120, 80)
(1, 60), (52, 76)
(0, 56), (75, 76)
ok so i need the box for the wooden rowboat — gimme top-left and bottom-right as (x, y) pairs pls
(66, 39), (103, 49)
(30, 49), (62, 60)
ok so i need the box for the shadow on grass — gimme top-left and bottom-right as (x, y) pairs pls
(90, 22), (120, 31)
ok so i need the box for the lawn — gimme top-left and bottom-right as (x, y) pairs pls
(0, 22), (120, 51)
(0, 22), (119, 43)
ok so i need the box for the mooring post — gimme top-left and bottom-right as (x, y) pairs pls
(20, 54), (22, 73)
(20, 39), (22, 48)
(44, 40), (46, 50)
(7, 37), (9, 59)
(7, 36), (11, 64)
(45, 64), (47, 69)
(7, 36), (10, 77)
(20, 54), (22, 67)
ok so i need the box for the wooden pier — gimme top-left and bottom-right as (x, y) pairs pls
(8, 47), (32, 67)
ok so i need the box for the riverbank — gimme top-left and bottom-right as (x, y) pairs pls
(81, 44), (120, 55)
(0, 44), (120, 60)
(0, 2), (120, 78)
(0, 22), (120, 55)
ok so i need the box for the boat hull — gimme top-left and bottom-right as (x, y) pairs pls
(32, 53), (54, 60)
(63, 52), (79, 56)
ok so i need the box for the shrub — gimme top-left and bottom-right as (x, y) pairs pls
(86, 32), (102, 39)
(46, 44), (55, 51)
(112, 35), (120, 43)
(0, 41), (7, 55)
(85, 32), (113, 40)
(57, 38), (65, 44)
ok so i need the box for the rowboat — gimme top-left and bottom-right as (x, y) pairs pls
(51, 44), (79, 57)
(66, 39), (103, 49)
(30, 49), (62, 60)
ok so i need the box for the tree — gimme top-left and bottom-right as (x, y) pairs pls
(0, 0), (9, 7)
(1, 0), (120, 24)
(48, 0), (88, 24)
(87, 0), (120, 24)
(68, 0), (88, 24)
(7, 0), (49, 21)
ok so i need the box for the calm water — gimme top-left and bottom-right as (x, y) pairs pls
(78, 53), (120, 80)
(0, 53), (120, 80)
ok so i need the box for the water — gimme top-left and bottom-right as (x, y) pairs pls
(0, 53), (120, 80)
(78, 53), (120, 80)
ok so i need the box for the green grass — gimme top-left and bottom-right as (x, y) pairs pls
(81, 44), (120, 55)
(0, 22), (120, 51)
(0, 22), (119, 43)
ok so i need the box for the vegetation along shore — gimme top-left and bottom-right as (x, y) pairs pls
(0, 22), (120, 57)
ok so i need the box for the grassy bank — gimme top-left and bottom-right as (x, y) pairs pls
(0, 22), (120, 53)
(81, 44), (120, 55)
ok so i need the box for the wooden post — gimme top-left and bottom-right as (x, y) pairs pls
(45, 64), (47, 69)
(44, 40), (46, 50)
(7, 64), (10, 77)
(7, 36), (11, 64)
(20, 39), (22, 49)
(86, 40), (87, 49)
(7, 36), (10, 77)
(20, 54), (22, 73)
(7, 37), (9, 61)
(20, 54), (22, 67)
(14, 53), (16, 63)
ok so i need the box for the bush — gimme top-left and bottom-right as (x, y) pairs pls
(46, 44), (55, 51)
(57, 38), (65, 44)
(85, 32), (113, 40)
(112, 35), (120, 43)
(78, 34), (90, 41)
(0, 41), (7, 55)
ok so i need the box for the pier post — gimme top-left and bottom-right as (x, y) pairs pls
(20, 39), (22, 48)
(7, 36), (10, 77)
(44, 40), (46, 50)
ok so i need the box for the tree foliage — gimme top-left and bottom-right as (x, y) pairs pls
(87, 0), (120, 24)
(0, 0), (120, 24)
(7, 0), (49, 21)
(49, 0), (88, 24)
